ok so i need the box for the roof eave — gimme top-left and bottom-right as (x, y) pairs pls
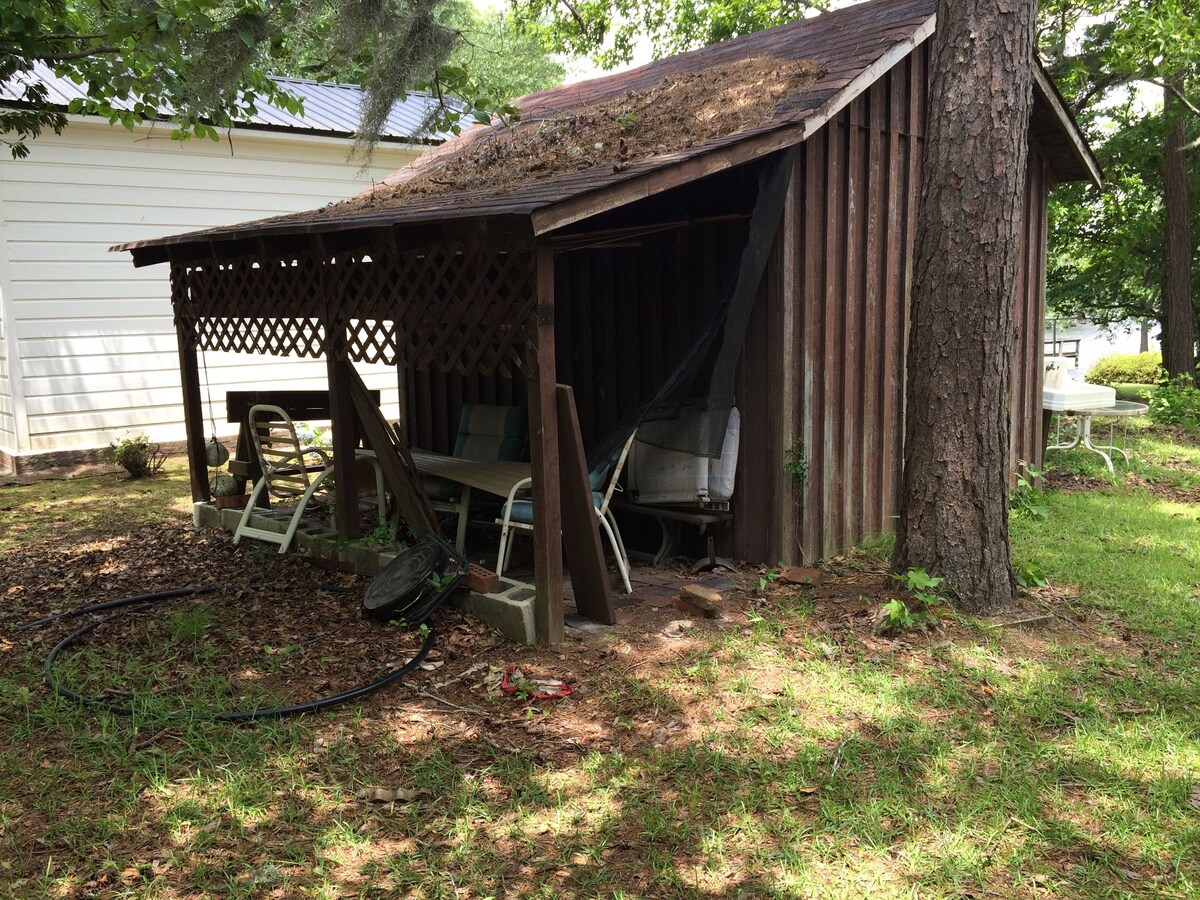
(1031, 63), (1103, 187)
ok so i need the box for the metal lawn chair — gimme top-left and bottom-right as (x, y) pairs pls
(495, 430), (636, 593)
(234, 403), (385, 553)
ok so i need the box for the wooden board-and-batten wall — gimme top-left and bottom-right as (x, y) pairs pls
(737, 40), (1051, 564)
(0, 119), (422, 463)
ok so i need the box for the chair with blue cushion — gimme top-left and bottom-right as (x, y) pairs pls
(495, 430), (636, 593)
(425, 403), (527, 552)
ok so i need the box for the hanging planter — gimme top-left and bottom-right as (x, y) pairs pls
(206, 437), (230, 468)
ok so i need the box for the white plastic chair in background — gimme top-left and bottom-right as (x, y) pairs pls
(234, 404), (385, 553)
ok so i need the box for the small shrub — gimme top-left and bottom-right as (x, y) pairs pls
(1010, 463), (1047, 519)
(1014, 562), (1047, 589)
(109, 433), (166, 479)
(1148, 375), (1200, 429)
(878, 568), (945, 635)
(1086, 351), (1163, 386)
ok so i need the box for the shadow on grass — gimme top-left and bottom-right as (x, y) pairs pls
(2, 475), (1199, 897)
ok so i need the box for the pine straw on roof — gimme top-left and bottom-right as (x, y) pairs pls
(336, 55), (825, 214)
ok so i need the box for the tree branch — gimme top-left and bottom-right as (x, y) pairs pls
(23, 46), (122, 63)
(556, 0), (589, 36)
(1149, 78), (1200, 119)
(0, 33), (104, 43)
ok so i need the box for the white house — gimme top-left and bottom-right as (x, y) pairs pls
(0, 67), (444, 473)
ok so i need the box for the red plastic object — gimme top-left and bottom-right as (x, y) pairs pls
(500, 665), (573, 700)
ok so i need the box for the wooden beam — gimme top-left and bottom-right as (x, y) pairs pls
(771, 153), (802, 563)
(346, 364), (438, 537)
(556, 384), (615, 624)
(171, 266), (208, 502)
(528, 244), (564, 646)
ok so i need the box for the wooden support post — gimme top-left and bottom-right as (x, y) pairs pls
(327, 355), (363, 540)
(171, 266), (208, 502)
(528, 244), (564, 646)
(394, 365), (409, 444)
(770, 154), (802, 563)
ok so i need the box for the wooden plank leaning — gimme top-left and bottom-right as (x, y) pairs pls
(556, 384), (616, 625)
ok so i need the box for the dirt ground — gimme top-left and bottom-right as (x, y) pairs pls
(5, 464), (1187, 897)
(2, 516), (1088, 758)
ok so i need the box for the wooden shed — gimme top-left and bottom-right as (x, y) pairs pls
(117, 0), (1098, 641)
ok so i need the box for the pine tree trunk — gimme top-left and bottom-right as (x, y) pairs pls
(892, 0), (1036, 613)
(1163, 80), (1195, 382)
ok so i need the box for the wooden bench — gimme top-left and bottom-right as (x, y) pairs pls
(612, 498), (732, 567)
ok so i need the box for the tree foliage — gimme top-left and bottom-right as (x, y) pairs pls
(0, 0), (493, 159)
(511, 0), (826, 69)
(1039, 0), (1199, 370)
(270, 1), (562, 133)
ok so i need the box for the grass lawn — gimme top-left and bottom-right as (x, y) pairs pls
(1, 432), (1199, 898)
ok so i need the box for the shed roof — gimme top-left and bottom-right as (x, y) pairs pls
(118, 0), (1099, 267)
(1, 61), (451, 143)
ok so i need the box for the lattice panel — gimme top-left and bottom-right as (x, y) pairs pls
(174, 255), (330, 358)
(173, 243), (537, 373)
(338, 244), (536, 376)
(194, 316), (327, 358)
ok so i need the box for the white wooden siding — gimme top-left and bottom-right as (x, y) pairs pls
(0, 119), (423, 455)
(0, 210), (19, 449)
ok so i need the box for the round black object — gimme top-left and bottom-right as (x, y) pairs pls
(362, 541), (447, 622)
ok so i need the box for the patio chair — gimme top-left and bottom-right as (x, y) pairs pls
(495, 430), (637, 593)
(234, 404), (385, 553)
(425, 403), (527, 553)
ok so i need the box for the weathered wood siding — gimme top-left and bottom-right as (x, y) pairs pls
(782, 42), (1052, 562)
(783, 44), (927, 562)
(0, 120), (420, 456)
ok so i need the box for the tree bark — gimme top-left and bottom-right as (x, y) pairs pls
(892, 0), (1036, 613)
(1162, 79), (1195, 382)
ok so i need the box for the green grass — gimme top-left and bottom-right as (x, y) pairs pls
(3, 442), (1200, 896)
(1045, 416), (1200, 491)
(0, 459), (194, 552)
(1113, 382), (1156, 403)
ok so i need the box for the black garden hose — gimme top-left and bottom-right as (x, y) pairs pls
(30, 537), (468, 722)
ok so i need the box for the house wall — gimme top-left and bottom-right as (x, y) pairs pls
(0, 118), (423, 463)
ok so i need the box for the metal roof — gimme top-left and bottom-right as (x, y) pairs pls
(116, 0), (1099, 266)
(1, 61), (452, 142)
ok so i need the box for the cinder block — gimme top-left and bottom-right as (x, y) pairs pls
(193, 502), (221, 529)
(452, 578), (536, 644)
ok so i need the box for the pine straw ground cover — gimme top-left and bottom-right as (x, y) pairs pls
(333, 56), (824, 212)
(1, 441), (1199, 899)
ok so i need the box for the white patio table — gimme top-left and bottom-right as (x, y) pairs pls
(1046, 400), (1149, 474)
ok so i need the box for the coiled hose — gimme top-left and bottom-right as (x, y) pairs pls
(26, 538), (466, 722)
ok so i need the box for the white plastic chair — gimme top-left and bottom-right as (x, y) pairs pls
(495, 431), (636, 593)
(233, 404), (385, 553)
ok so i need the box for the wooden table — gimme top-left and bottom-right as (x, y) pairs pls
(408, 450), (532, 499)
